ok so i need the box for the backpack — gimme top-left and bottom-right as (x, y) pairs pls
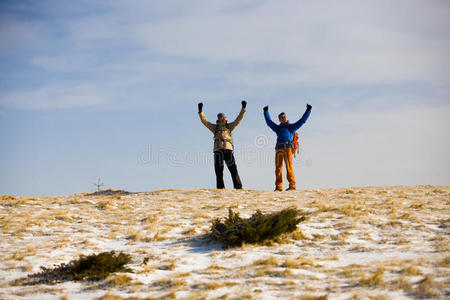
(214, 123), (233, 145)
(277, 124), (300, 158)
(292, 132), (299, 158)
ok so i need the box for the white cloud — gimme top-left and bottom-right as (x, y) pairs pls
(2, 0), (450, 111)
(132, 0), (450, 86)
(0, 84), (108, 110)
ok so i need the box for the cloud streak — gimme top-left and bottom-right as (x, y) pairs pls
(134, 0), (450, 85)
(1, 0), (449, 110)
(0, 84), (108, 110)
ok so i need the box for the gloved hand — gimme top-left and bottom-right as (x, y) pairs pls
(198, 102), (203, 113)
(241, 100), (247, 109)
(306, 104), (312, 111)
(263, 106), (269, 112)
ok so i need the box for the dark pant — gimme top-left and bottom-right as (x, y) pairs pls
(214, 149), (242, 189)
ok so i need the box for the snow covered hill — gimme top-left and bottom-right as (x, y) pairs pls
(1, 185), (449, 299)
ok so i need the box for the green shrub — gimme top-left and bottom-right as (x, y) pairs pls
(20, 251), (131, 285)
(211, 208), (305, 248)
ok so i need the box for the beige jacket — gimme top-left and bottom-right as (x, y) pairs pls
(199, 108), (246, 151)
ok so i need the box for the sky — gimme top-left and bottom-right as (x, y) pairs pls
(0, 0), (449, 196)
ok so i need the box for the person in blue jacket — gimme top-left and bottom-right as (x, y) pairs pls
(263, 104), (312, 191)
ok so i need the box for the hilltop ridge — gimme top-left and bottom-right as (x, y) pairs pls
(1, 185), (449, 299)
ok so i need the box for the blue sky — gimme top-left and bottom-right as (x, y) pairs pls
(1, 0), (449, 195)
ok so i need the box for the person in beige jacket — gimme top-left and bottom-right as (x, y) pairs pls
(198, 101), (246, 189)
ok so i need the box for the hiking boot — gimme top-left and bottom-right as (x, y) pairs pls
(274, 188), (282, 191)
(285, 187), (296, 191)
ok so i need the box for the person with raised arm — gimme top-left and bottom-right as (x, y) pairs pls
(263, 104), (312, 191)
(198, 101), (247, 189)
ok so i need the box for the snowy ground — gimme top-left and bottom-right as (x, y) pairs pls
(0, 185), (449, 299)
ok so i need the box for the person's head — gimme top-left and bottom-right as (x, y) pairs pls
(217, 113), (227, 122)
(278, 112), (288, 123)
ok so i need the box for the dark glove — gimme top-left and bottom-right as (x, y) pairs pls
(306, 104), (312, 111)
(198, 102), (203, 113)
(241, 100), (247, 109)
(263, 106), (269, 112)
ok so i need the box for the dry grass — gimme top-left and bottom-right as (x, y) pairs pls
(282, 257), (301, 268)
(104, 274), (133, 287)
(359, 267), (385, 287)
(207, 264), (227, 271)
(402, 265), (422, 276)
(290, 229), (310, 241)
(413, 275), (442, 298)
(0, 195), (18, 201)
(126, 230), (143, 242)
(298, 294), (328, 300)
(181, 227), (197, 236)
(392, 275), (412, 291)
(152, 278), (186, 288)
(158, 259), (177, 271)
(253, 256), (279, 266)
(193, 281), (238, 290)
(438, 256), (450, 267)
(1, 185), (449, 299)
(100, 293), (127, 300)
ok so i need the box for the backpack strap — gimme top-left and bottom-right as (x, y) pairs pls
(215, 122), (230, 134)
(277, 124), (293, 138)
(275, 124), (294, 149)
(288, 124), (293, 140)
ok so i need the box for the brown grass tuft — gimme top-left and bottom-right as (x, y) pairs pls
(402, 265), (422, 276)
(0, 195), (18, 201)
(298, 294), (328, 300)
(392, 275), (412, 291)
(100, 293), (124, 300)
(413, 275), (441, 298)
(104, 274), (133, 287)
(360, 267), (384, 287)
(281, 258), (301, 268)
(290, 229), (310, 240)
(438, 256), (450, 267)
(253, 257), (279, 266)
(159, 259), (177, 270)
(153, 278), (186, 288)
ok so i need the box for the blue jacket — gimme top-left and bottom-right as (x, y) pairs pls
(264, 109), (311, 149)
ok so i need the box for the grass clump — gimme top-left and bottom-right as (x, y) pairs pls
(19, 251), (131, 285)
(0, 195), (18, 201)
(360, 267), (385, 287)
(211, 208), (305, 248)
(104, 274), (133, 287)
(299, 295), (328, 300)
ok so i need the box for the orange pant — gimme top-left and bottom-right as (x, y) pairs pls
(275, 148), (295, 190)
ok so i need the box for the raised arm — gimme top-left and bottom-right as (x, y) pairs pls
(263, 106), (279, 133)
(197, 102), (215, 133)
(228, 101), (247, 131)
(290, 104), (312, 131)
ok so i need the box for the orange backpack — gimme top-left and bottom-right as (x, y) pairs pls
(292, 132), (299, 157)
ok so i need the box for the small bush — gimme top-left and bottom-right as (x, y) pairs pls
(210, 208), (305, 248)
(85, 189), (130, 197)
(19, 251), (131, 284)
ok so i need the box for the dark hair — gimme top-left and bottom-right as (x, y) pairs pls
(217, 113), (225, 119)
(278, 112), (286, 118)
